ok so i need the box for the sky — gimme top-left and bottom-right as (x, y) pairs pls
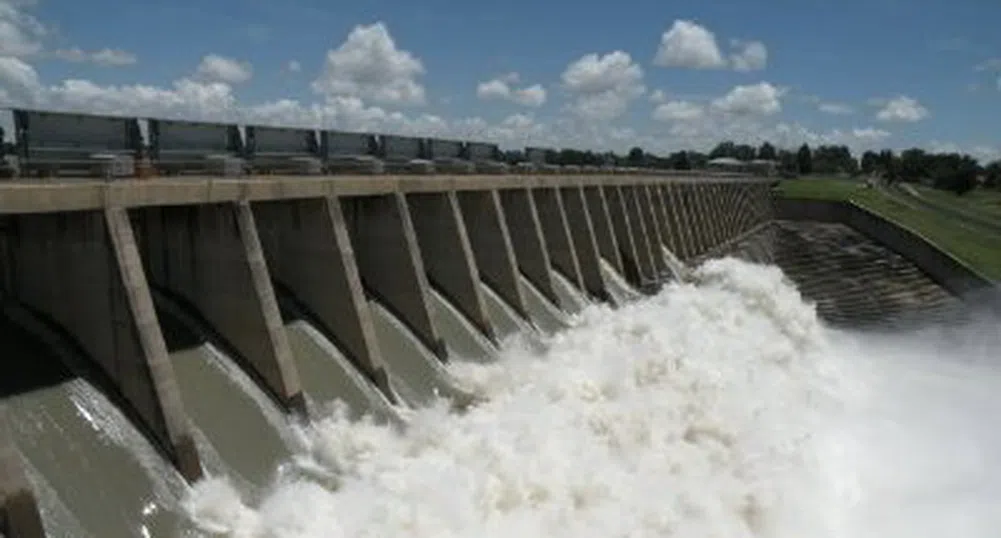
(0, 0), (1000, 160)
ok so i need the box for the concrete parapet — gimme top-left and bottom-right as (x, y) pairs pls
(0, 208), (202, 480)
(406, 191), (496, 343)
(131, 202), (306, 416)
(456, 190), (530, 320)
(531, 187), (585, 293)
(603, 185), (647, 288)
(497, 188), (561, 308)
(581, 186), (625, 276)
(341, 193), (447, 360)
(0, 411), (45, 538)
(559, 186), (609, 301)
(251, 197), (395, 400)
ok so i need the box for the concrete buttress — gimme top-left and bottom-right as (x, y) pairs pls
(406, 191), (496, 343)
(558, 186), (608, 302)
(497, 188), (562, 308)
(0, 209), (202, 480)
(341, 193), (447, 361)
(581, 186), (625, 276)
(531, 187), (585, 293)
(131, 202), (306, 417)
(251, 197), (395, 401)
(456, 190), (530, 320)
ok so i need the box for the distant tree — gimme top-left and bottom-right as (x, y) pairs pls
(985, 161), (1001, 189)
(734, 144), (756, 161)
(757, 141), (777, 161)
(709, 141), (737, 159)
(796, 144), (813, 175)
(860, 151), (879, 175)
(668, 151), (692, 170)
(627, 147), (646, 167)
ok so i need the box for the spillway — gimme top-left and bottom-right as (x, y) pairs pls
(179, 257), (1001, 537)
(0, 317), (188, 538)
(2, 165), (997, 537)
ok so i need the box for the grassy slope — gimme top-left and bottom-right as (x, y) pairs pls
(775, 178), (1001, 281)
(912, 185), (1001, 222)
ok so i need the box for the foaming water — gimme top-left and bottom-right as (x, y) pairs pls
(183, 258), (1001, 537)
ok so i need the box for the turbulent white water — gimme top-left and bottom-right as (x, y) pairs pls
(181, 258), (1001, 538)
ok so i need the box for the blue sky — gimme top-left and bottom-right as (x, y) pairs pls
(1, 0), (1000, 159)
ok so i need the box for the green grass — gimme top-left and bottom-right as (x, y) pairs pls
(912, 185), (1001, 222)
(776, 178), (1001, 281)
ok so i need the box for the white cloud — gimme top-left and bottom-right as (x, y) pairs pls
(312, 22), (425, 106)
(0, 55), (40, 102)
(851, 127), (890, 141)
(195, 54), (253, 84)
(648, 89), (667, 103)
(0, 0), (46, 57)
(54, 47), (137, 66)
(730, 40), (767, 72)
(818, 102), (854, 115)
(653, 101), (704, 122)
(711, 82), (784, 116)
(286, 60), (301, 73)
(561, 51), (645, 120)
(876, 95), (929, 122)
(654, 20), (725, 69)
(475, 72), (546, 107)
(974, 58), (1001, 72)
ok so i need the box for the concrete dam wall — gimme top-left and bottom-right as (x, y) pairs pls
(0, 174), (773, 536)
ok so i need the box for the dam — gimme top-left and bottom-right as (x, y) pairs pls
(0, 108), (997, 537)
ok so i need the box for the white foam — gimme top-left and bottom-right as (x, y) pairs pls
(182, 257), (1001, 537)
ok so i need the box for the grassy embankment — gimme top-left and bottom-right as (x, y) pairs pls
(910, 185), (1001, 223)
(774, 178), (1001, 281)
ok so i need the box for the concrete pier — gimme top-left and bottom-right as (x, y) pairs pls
(407, 191), (495, 343)
(456, 190), (530, 320)
(559, 186), (608, 301)
(603, 185), (648, 288)
(251, 197), (395, 399)
(498, 188), (561, 307)
(132, 203), (306, 416)
(532, 187), (585, 293)
(0, 209), (202, 480)
(582, 186), (626, 276)
(341, 193), (447, 360)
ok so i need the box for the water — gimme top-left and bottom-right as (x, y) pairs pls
(598, 258), (642, 306)
(518, 274), (571, 333)
(479, 281), (536, 339)
(284, 321), (401, 424)
(367, 299), (475, 408)
(427, 285), (498, 363)
(0, 319), (189, 538)
(170, 344), (301, 494)
(550, 269), (591, 314)
(182, 257), (1001, 537)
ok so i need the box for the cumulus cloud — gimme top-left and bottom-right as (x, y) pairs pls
(561, 51), (645, 120)
(476, 72), (547, 107)
(711, 82), (785, 116)
(286, 60), (301, 73)
(730, 40), (767, 72)
(875, 96), (929, 122)
(648, 89), (667, 103)
(654, 20), (725, 69)
(0, 0), (46, 57)
(653, 101), (704, 122)
(54, 47), (137, 66)
(195, 54), (253, 84)
(818, 102), (854, 115)
(312, 22), (426, 106)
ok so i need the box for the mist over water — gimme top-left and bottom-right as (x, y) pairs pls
(182, 258), (1001, 538)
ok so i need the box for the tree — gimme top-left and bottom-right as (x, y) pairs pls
(668, 151), (692, 170)
(796, 144), (813, 175)
(709, 141), (737, 159)
(985, 161), (1001, 189)
(627, 147), (646, 167)
(757, 142), (777, 161)
(860, 151), (879, 175)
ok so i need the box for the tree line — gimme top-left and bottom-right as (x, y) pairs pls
(501, 141), (1001, 195)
